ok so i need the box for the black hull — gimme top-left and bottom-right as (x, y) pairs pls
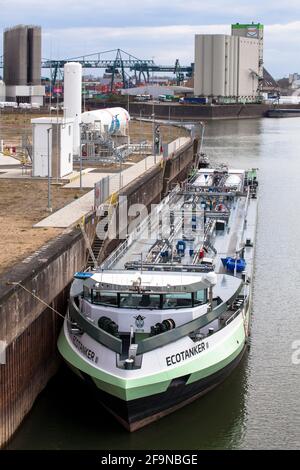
(267, 110), (300, 118)
(81, 343), (248, 431)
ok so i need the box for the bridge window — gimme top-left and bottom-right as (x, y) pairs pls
(162, 293), (193, 309)
(193, 290), (207, 306)
(85, 289), (207, 309)
(91, 290), (118, 307)
(83, 285), (91, 301)
(120, 293), (160, 309)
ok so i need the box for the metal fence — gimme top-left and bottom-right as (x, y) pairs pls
(94, 154), (162, 210)
(94, 137), (191, 210)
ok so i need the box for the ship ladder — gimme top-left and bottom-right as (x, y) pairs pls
(80, 219), (98, 270)
(93, 193), (119, 266)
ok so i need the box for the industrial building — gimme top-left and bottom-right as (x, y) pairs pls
(231, 23), (264, 79)
(3, 25), (45, 105)
(194, 23), (263, 102)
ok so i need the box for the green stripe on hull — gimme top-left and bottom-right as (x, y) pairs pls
(187, 340), (245, 385)
(58, 331), (171, 400)
(58, 330), (134, 400)
(92, 376), (171, 401)
(58, 318), (246, 401)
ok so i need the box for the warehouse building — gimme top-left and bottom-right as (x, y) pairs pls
(194, 24), (262, 102)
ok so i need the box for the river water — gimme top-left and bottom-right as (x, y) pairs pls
(8, 117), (300, 450)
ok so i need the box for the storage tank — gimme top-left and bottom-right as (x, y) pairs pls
(81, 107), (130, 135)
(224, 174), (242, 189)
(0, 81), (5, 102)
(64, 62), (82, 155)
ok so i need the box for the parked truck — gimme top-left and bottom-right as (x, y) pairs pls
(158, 94), (174, 102)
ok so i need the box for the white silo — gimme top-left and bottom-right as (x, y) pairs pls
(64, 62), (82, 155)
(0, 80), (5, 101)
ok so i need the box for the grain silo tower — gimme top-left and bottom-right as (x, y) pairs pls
(3, 25), (44, 104)
(231, 23), (264, 79)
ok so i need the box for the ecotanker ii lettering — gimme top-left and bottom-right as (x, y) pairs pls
(72, 335), (99, 364)
(166, 342), (208, 366)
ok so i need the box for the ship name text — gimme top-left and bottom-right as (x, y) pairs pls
(72, 335), (99, 364)
(166, 342), (208, 366)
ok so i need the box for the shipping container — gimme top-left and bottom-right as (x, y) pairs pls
(179, 97), (208, 104)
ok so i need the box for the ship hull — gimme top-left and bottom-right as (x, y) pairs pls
(58, 296), (251, 431)
(61, 339), (247, 431)
(88, 344), (246, 431)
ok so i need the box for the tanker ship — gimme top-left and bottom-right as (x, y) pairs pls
(58, 165), (258, 431)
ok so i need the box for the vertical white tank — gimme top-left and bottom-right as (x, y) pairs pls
(64, 62), (82, 156)
(0, 80), (5, 102)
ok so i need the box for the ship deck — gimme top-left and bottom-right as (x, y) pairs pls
(101, 167), (258, 283)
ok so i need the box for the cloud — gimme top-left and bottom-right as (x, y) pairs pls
(1, 1), (300, 76)
(264, 22), (300, 76)
(43, 24), (230, 60)
(38, 22), (300, 77)
(1, 0), (300, 28)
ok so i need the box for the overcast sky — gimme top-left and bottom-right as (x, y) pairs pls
(1, 0), (300, 77)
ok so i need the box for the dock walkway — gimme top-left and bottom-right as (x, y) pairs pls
(33, 154), (164, 229)
(33, 136), (190, 229)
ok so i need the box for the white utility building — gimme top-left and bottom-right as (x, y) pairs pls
(31, 117), (74, 178)
(194, 33), (260, 101)
(64, 62), (82, 156)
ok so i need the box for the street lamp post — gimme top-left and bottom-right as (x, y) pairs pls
(139, 109), (142, 150)
(119, 156), (122, 191)
(47, 127), (52, 212)
(152, 102), (156, 164)
(79, 122), (83, 191)
(199, 121), (205, 155)
(49, 60), (52, 116)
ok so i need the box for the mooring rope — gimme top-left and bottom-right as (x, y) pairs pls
(7, 281), (67, 321)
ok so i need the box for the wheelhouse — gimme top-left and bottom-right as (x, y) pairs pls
(84, 288), (208, 309)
